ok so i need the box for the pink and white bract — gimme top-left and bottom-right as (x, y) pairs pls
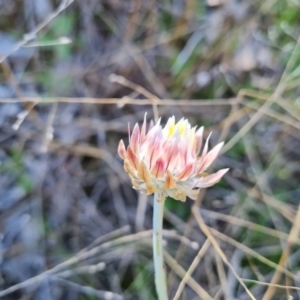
(118, 114), (229, 202)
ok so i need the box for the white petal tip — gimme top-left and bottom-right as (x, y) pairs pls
(222, 168), (229, 174)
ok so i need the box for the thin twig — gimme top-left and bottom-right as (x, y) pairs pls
(0, 96), (239, 106)
(54, 277), (123, 300)
(109, 74), (160, 122)
(0, 0), (74, 63)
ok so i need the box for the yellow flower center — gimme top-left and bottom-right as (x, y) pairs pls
(167, 124), (175, 138)
(166, 118), (188, 138)
(177, 121), (187, 135)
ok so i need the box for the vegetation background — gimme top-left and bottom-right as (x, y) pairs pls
(0, 0), (300, 299)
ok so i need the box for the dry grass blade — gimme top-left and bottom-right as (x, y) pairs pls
(173, 239), (211, 300)
(0, 0), (74, 63)
(168, 190), (208, 296)
(128, 45), (169, 98)
(0, 228), (198, 297)
(0, 230), (153, 297)
(109, 74), (160, 121)
(54, 277), (123, 300)
(276, 97), (300, 122)
(201, 209), (300, 245)
(248, 188), (296, 223)
(49, 141), (128, 181)
(0, 96), (239, 106)
(208, 227), (300, 283)
(223, 32), (300, 153)
(163, 250), (213, 300)
(214, 248), (228, 299)
(0, 53), (25, 98)
(221, 98), (275, 154)
(262, 204), (300, 300)
(77, 226), (131, 255)
(192, 206), (257, 300)
(243, 100), (300, 131)
(242, 279), (300, 291)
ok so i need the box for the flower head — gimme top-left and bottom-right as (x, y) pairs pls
(118, 114), (228, 202)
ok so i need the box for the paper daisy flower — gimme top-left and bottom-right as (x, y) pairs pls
(118, 114), (228, 202)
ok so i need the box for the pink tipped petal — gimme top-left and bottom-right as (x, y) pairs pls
(197, 141), (224, 173)
(127, 146), (139, 170)
(118, 139), (126, 159)
(167, 143), (179, 172)
(142, 126), (157, 150)
(144, 119), (161, 143)
(143, 125), (161, 162)
(151, 157), (165, 179)
(176, 144), (186, 170)
(186, 150), (195, 164)
(195, 126), (204, 154)
(130, 123), (140, 153)
(196, 168), (229, 188)
(183, 147), (188, 165)
(148, 117), (159, 134)
(187, 134), (196, 159)
(161, 140), (172, 160)
(163, 139), (180, 170)
(149, 128), (163, 168)
(202, 132), (212, 157)
(186, 134), (197, 162)
(175, 162), (195, 181)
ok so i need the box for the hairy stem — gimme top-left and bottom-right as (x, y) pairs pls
(153, 194), (168, 300)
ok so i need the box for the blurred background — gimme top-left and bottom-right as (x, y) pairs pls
(1, 0), (300, 299)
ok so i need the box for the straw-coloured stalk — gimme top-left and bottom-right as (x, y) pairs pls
(118, 114), (228, 299)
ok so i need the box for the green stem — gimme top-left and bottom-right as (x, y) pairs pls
(153, 194), (169, 300)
